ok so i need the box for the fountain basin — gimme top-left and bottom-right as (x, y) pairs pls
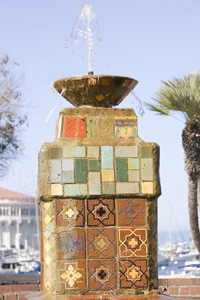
(53, 75), (138, 107)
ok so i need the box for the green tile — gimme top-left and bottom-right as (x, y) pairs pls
(128, 158), (139, 170)
(49, 147), (62, 159)
(63, 146), (75, 157)
(141, 145), (152, 158)
(62, 171), (74, 183)
(141, 158), (153, 180)
(116, 158), (128, 182)
(64, 184), (87, 196)
(86, 116), (91, 138)
(88, 159), (100, 171)
(102, 182), (115, 195)
(101, 146), (113, 169)
(75, 159), (87, 182)
(75, 146), (86, 157)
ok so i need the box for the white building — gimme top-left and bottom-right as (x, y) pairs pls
(0, 188), (40, 251)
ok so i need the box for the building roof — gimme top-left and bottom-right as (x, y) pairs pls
(0, 187), (34, 199)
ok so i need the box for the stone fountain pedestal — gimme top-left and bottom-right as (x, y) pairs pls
(26, 75), (178, 299)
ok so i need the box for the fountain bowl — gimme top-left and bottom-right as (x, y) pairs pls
(53, 75), (138, 107)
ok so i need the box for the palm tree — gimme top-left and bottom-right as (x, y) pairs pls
(146, 71), (200, 252)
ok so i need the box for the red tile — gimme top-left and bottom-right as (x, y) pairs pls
(87, 199), (115, 226)
(88, 260), (117, 290)
(119, 259), (148, 289)
(118, 199), (146, 226)
(119, 228), (147, 257)
(57, 260), (86, 292)
(57, 229), (85, 259)
(63, 116), (86, 138)
(87, 228), (116, 258)
(56, 199), (85, 227)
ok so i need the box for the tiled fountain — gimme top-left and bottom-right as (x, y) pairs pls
(35, 73), (163, 299)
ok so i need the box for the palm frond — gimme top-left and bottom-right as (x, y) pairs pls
(147, 71), (200, 125)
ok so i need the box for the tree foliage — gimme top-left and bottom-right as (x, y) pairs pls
(146, 71), (200, 253)
(0, 55), (27, 177)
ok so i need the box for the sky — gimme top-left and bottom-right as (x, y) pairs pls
(0, 0), (200, 241)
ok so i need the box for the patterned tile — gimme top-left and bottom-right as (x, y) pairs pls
(118, 199), (146, 226)
(119, 228), (147, 257)
(56, 199), (85, 227)
(63, 116), (86, 138)
(88, 260), (117, 290)
(87, 228), (116, 258)
(119, 259), (148, 289)
(87, 199), (115, 226)
(57, 260), (86, 291)
(115, 117), (137, 139)
(57, 229), (85, 259)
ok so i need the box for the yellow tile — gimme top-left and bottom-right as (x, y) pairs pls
(128, 170), (140, 181)
(45, 242), (51, 252)
(102, 169), (114, 182)
(44, 214), (52, 225)
(142, 182), (153, 194)
(51, 184), (63, 196)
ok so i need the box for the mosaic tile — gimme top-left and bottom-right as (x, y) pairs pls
(115, 117), (137, 138)
(62, 171), (74, 183)
(119, 259), (148, 289)
(63, 116), (86, 138)
(119, 228), (147, 257)
(49, 147), (62, 159)
(75, 146), (86, 157)
(88, 260), (117, 290)
(88, 159), (100, 171)
(146, 200), (158, 290)
(57, 229), (85, 259)
(87, 228), (116, 258)
(128, 158), (139, 170)
(102, 169), (114, 182)
(65, 184), (87, 196)
(96, 94), (105, 101)
(128, 170), (140, 181)
(92, 117), (114, 138)
(87, 146), (99, 158)
(56, 199), (84, 227)
(141, 182), (153, 194)
(51, 184), (63, 196)
(50, 160), (61, 183)
(116, 182), (139, 194)
(101, 146), (113, 169)
(75, 159), (87, 182)
(62, 159), (74, 171)
(44, 229), (51, 239)
(141, 158), (153, 181)
(141, 145), (152, 158)
(118, 199), (146, 226)
(115, 146), (138, 158)
(116, 158), (128, 182)
(57, 260), (86, 291)
(102, 182), (115, 195)
(87, 199), (115, 226)
(89, 172), (101, 195)
(86, 116), (91, 138)
(63, 146), (76, 157)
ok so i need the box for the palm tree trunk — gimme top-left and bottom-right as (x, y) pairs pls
(188, 174), (200, 253)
